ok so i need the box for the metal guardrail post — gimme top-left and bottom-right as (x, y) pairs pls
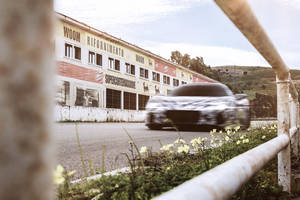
(297, 102), (300, 158)
(277, 79), (291, 192)
(214, 0), (294, 192)
(290, 98), (298, 157)
(0, 0), (54, 199)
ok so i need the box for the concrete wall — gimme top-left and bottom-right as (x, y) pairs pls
(55, 105), (146, 122)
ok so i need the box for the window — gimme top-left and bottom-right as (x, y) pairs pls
(181, 81), (187, 85)
(74, 46), (81, 60)
(96, 53), (102, 66)
(140, 68), (148, 79)
(124, 92), (136, 110)
(125, 63), (135, 75)
(163, 75), (170, 85)
(138, 95), (149, 110)
(152, 72), (160, 82)
(108, 58), (120, 71)
(173, 78), (179, 87)
(108, 58), (114, 69)
(114, 59), (120, 71)
(64, 43), (81, 60)
(106, 88), (121, 109)
(89, 51), (95, 64)
(65, 43), (72, 58)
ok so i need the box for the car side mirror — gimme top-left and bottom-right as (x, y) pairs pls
(235, 94), (247, 100)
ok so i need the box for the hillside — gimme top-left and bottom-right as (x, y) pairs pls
(212, 66), (300, 100)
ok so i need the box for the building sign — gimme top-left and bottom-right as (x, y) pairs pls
(63, 26), (80, 42)
(136, 54), (145, 64)
(87, 35), (124, 57)
(105, 74), (135, 89)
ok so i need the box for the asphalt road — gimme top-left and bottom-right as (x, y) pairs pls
(53, 121), (275, 179)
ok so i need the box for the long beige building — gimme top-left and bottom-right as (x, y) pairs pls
(54, 12), (216, 122)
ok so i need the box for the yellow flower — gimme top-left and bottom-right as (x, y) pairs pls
(160, 144), (174, 152)
(225, 136), (230, 141)
(243, 139), (249, 143)
(236, 140), (241, 145)
(139, 146), (147, 154)
(262, 135), (266, 139)
(240, 135), (245, 139)
(210, 129), (217, 134)
(175, 138), (186, 144)
(177, 145), (190, 153)
(53, 164), (65, 185)
(234, 126), (240, 132)
(226, 130), (231, 135)
(67, 170), (76, 177)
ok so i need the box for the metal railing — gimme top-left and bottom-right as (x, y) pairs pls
(154, 0), (300, 199)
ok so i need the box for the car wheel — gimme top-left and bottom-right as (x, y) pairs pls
(240, 110), (250, 129)
(147, 124), (162, 130)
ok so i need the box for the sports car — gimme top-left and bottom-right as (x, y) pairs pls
(145, 83), (250, 130)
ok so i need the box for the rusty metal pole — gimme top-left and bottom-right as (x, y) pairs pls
(277, 79), (291, 192)
(0, 0), (54, 199)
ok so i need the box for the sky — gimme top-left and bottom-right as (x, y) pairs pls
(54, 0), (300, 70)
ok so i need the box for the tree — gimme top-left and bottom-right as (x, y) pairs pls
(170, 50), (221, 81)
(170, 51), (182, 65)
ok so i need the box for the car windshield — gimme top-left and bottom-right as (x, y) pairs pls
(170, 84), (232, 97)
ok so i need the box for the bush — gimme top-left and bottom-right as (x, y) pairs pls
(55, 124), (294, 200)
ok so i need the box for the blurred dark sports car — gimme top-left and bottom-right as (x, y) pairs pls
(145, 83), (250, 130)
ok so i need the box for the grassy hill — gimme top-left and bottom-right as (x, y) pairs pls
(212, 66), (300, 100)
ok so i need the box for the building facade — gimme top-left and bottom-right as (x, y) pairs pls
(55, 12), (216, 122)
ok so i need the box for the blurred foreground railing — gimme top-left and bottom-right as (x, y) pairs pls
(0, 0), (54, 199)
(154, 0), (299, 199)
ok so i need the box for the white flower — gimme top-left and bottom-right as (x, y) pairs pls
(236, 140), (241, 145)
(262, 135), (266, 139)
(262, 126), (266, 130)
(240, 135), (245, 139)
(177, 145), (190, 153)
(53, 164), (65, 185)
(140, 146), (147, 154)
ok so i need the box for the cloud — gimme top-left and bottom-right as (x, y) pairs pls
(54, 0), (209, 27)
(140, 41), (268, 67)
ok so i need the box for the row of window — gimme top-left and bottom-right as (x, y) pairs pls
(65, 43), (189, 86)
(106, 89), (149, 110)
